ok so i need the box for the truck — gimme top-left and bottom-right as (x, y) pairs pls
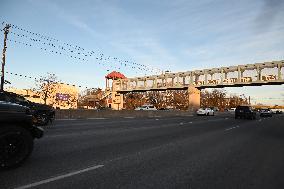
(0, 91), (55, 126)
(0, 101), (43, 169)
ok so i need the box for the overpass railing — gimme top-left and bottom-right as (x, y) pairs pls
(113, 60), (284, 92)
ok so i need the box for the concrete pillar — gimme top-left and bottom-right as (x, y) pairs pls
(237, 66), (241, 82)
(154, 77), (158, 88)
(144, 79), (147, 88)
(190, 72), (193, 85)
(188, 85), (200, 112)
(171, 77), (174, 86)
(195, 74), (199, 84)
(135, 79), (138, 89)
(111, 92), (123, 110)
(204, 71), (208, 85)
(176, 75), (180, 86)
(278, 63), (282, 80)
(165, 75), (168, 87)
(221, 69), (224, 84)
(256, 66), (262, 81)
(127, 80), (130, 90)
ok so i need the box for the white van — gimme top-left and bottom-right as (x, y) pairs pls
(135, 105), (157, 111)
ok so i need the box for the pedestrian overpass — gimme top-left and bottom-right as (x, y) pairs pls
(107, 60), (284, 110)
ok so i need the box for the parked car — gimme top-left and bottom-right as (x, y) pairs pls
(0, 91), (55, 126)
(260, 108), (273, 117)
(275, 110), (283, 114)
(135, 105), (157, 111)
(0, 101), (43, 169)
(235, 105), (256, 119)
(196, 108), (214, 116)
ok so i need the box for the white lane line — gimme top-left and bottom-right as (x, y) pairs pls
(188, 121), (193, 124)
(155, 119), (159, 120)
(179, 122), (184, 125)
(225, 118), (229, 120)
(225, 125), (239, 131)
(15, 165), (104, 189)
(56, 119), (78, 121)
(124, 117), (135, 119)
(87, 118), (107, 120)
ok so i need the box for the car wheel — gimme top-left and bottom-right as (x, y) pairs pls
(0, 126), (34, 169)
(36, 114), (49, 126)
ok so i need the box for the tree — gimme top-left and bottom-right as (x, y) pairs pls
(124, 92), (146, 110)
(36, 73), (59, 105)
(78, 88), (106, 109)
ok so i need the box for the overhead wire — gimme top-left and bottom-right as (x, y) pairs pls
(2, 21), (162, 73)
(5, 71), (96, 89)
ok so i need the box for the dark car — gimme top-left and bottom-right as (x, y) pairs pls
(260, 108), (273, 117)
(0, 101), (43, 169)
(0, 91), (55, 126)
(235, 105), (256, 120)
(275, 110), (283, 114)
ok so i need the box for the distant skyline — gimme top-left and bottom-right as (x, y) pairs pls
(0, 0), (283, 105)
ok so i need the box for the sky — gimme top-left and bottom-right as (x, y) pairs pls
(0, 0), (283, 105)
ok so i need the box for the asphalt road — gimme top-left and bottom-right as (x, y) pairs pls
(1, 113), (284, 189)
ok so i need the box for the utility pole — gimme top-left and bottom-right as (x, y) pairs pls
(1, 24), (11, 91)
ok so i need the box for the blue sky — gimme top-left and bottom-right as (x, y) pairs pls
(0, 0), (283, 105)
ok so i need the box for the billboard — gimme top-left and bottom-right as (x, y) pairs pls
(56, 93), (70, 101)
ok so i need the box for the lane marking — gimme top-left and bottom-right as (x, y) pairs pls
(179, 122), (184, 125)
(188, 121), (193, 124)
(56, 119), (78, 121)
(155, 119), (159, 120)
(87, 118), (107, 120)
(15, 164), (104, 189)
(124, 117), (135, 119)
(225, 125), (239, 131)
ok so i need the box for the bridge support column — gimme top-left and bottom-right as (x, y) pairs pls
(188, 86), (200, 112)
(111, 92), (124, 110)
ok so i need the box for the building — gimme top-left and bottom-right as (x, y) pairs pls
(6, 83), (79, 109)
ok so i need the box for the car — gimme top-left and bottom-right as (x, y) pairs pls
(196, 108), (214, 116)
(0, 91), (55, 126)
(0, 101), (43, 169)
(275, 110), (283, 114)
(260, 108), (273, 117)
(228, 108), (236, 112)
(235, 105), (256, 119)
(135, 105), (157, 111)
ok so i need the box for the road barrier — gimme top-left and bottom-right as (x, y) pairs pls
(55, 109), (194, 119)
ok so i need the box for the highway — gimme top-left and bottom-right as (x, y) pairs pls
(1, 113), (284, 189)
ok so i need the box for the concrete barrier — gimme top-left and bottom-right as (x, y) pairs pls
(55, 109), (194, 119)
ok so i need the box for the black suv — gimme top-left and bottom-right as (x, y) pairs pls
(0, 101), (43, 169)
(0, 91), (55, 126)
(235, 105), (256, 120)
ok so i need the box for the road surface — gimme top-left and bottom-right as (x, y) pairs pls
(1, 113), (284, 189)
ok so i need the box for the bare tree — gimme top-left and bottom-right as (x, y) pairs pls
(78, 88), (106, 109)
(36, 73), (59, 105)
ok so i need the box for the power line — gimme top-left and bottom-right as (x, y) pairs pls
(5, 71), (97, 90)
(2, 21), (162, 73)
